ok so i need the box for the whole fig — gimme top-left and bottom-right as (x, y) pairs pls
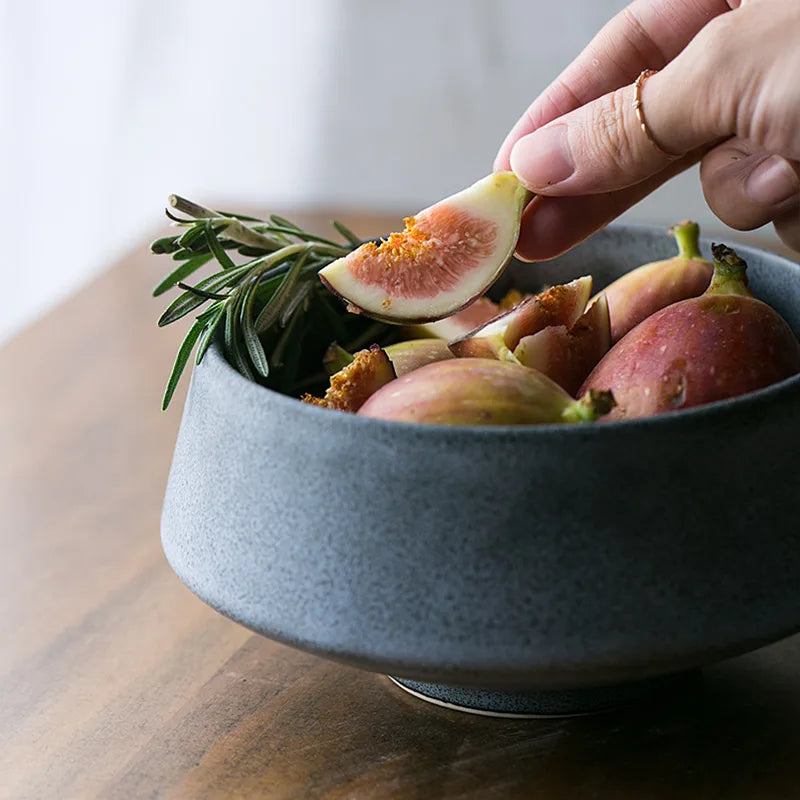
(358, 358), (615, 426)
(600, 221), (712, 343)
(580, 244), (800, 420)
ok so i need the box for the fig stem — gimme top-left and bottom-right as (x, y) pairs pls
(561, 389), (616, 423)
(671, 220), (703, 260)
(707, 243), (754, 297)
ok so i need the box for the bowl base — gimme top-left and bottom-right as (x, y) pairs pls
(388, 672), (697, 718)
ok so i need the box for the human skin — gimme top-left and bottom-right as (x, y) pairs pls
(494, 0), (800, 260)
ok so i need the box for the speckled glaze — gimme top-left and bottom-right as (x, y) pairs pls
(161, 225), (800, 698)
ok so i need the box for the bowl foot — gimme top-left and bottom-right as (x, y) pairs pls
(388, 672), (697, 718)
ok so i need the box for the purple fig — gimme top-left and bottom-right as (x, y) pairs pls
(303, 344), (396, 412)
(448, 276), (593, 360)
(600, 221), (712, 343)
(514, 293), (611, 396)
(580, 244), (800, 420)
(383, 338), (454, 376)
(319, 173), (530, 323)
(358, 358), (615, 426)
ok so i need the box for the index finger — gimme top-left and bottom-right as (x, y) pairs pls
(494, 0), (735, 171)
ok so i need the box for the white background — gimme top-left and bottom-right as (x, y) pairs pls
(0, 0), (780, 344)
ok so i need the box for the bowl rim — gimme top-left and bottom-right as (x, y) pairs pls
(199, 222), (800, 438)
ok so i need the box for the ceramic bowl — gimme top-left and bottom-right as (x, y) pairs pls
(161, 224), (800, 715)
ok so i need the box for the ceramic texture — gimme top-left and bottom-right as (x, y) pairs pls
(161, 224), (800, 691)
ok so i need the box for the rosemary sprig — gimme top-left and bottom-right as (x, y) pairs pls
(152, 197), (394, 409)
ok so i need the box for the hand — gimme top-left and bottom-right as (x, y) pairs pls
(495, 0), (800, 260)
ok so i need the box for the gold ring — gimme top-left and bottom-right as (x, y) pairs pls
(633, 69), (680, 159)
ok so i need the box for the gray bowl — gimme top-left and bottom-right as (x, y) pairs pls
(161, 224), (800, 715)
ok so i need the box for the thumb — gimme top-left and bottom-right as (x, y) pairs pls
(509, 17), (741, 196)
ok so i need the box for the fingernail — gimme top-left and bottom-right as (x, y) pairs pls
(510, 125), (574, 189)
(746, 155), (800, 206)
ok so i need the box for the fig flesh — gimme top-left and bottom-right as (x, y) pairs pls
(514, 293), (611, 396)
(302, 345), (396, 412)
(318, 172), (530, 324)
(357, 358), (615, 426)
(408, 296), (500, 340)
(599, 220), (712, 343)
(383, 338), (454, 376)
(448, 276), (593, 360)
(580, 244), (800, 419)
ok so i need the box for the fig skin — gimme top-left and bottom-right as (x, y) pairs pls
(599, 221), (712, 343)
(514, 293), (611, 396)
(580, 244), (800, 420)
(448, 276), (593, 360)
(383, 338), (454, 376)
(358, 358), (615, 426)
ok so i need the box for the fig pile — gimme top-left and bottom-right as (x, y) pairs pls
(305, 221), (800, 426)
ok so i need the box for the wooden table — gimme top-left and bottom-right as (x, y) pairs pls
(2, 210), (800, 799)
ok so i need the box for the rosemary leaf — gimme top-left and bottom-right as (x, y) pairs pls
(153, 253), (213, 297)
(212, 209), (264, 222)
(196, 305), (226, 364)
(158, 264), (251, 326)
(240, 278), (270, 378)
(269, 214), (300, 230)
(279, 280), (314, 327)
(172, 249), (204, 261)
(205, 220), (236, 270)
(150, 235), (181, 255)
(254, 249), (310, 334)
(224, 299), (255, 381)
(332, 219), (362, 247)
(162, 319), (205, 410)
(176, 224), (212, 250)
(272, 302), (304, 367)
(253, 224), (345, 249)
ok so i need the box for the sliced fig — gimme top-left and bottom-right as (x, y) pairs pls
(448, 276), (593, 360)
(358, 358), (615, 426)
(497, 287), (530, 311)
(383, 338), (454, 376)
(580, 244), (800, 420)
(514, 293), (611, 395)
(318, 172), (530, 323)
(408, 296), (500, 340)
(302, 344), (396, 412)
(598, 220), (712, 343)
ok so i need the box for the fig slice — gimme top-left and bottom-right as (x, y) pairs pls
(357, 358), (616, 426)
(318, 172), (530, 324)
(580, 244), (800, 419)
(514, 293), (611, 396)
(448, 276), (593, 360)
(407, 296), (500, 340)
(383, 338), (454, 376)
(598, 220), (712, 343)
(302, 344), (396, 412)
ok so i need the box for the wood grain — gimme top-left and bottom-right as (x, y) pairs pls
(2, 210), (800, 799)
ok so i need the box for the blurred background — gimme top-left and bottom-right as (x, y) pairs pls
(0, 0), (784, 345)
